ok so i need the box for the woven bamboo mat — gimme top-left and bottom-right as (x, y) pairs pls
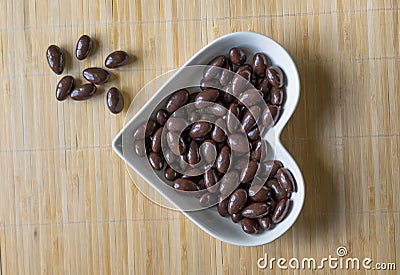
(0, 0), (399, 274)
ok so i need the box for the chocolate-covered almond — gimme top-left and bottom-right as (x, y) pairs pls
(166, 89), (189, 113)
(211, 123), (226, 143)
(76, 35), (92, 60)
(200, 140), (217, 164)
(266, 65), (284, 87)
(195, 89), (219, 108)
(250, 139), (265, 162)
(145, 120), (158, 137)
(266, 178), (287, 200)
(56, 75), (74, 101)
(203, 55), (226, 81)
(241, 105), (261, 132)
(208, 102), (226, 116)
(228, 188), (248, 215)
(187, 140), (200, 165)
(70, 83), (97, 100)
(204, 168), (219, 192)
(241, 218), (259, 234)
(238, 89), (262, 107)
(148, 152), (164, 170)
(242, 202), (271, 218)
(217, 198), (229, 217)
(164, 166), (179, 181)
(258, 216), (272, 230)
(231, 74), (249, 96)
(229, 47), (246, 66)
(106, 87), (124, 114)
(200, 78), (221, 90)
(133, 120), (158, 139)
(258, 78), (272, 95)
(199, 192), (218, 206)
(270, 86), (284, 105)
(166, 117), (187, 132)
(151, 127), (163, 153)
(156, 109), (169, 126)
(258, 160), (283, 178)
(276, 168), (295, 193)
(173, 178), (200, 191)
(262, 104), (281, 128)
(231, 212), (243, 223)
(240, 160), (258, 184)
(216, 146), (230, 174)
(247, 126), (260, 141)
(189, 122), (212, 138)
(227, 103), (240, 133)
(235, 64), (252, 80)
(134, 140), (146, 157)
(272, 198), (290, 223)
(46, 45), (64, 75)
(219, 60), (233, 86)
(228, 134), (249, 153)
(163, 149), (176, 164)
(248, 185), (271, 202)
(105, 50), (129, 68)
(252, 53), (268, 78)
(133, 124), (146, 140)
(83, 67), (110, 85)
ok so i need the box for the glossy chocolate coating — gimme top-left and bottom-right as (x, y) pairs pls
(217, 198), (229, 217)
(105, 50), (129, 68)
(148, 152), (164, 170)
(216, 146), (230, 174)
(241, 218), (259, 234)
(76, 35), (93, 60)
(271, 198), (290, 223)
(165, 89), (189, 113)
(56, 75), (74, 101)
(258, 216), (272, 230)
(276, 167), (295, 193)
(164, 166), (179, 181)
(46, 45), (64, 75)
(106, 87), (124, 114)
(228, 188), (248, 215)
(70, 83), (97, 100)
(266, 65), (284, 88)
(242, 202), (271, 219)
(83, 67), (110, 85)
(229, 47), (246, 66)
(252, 53), (268, 78)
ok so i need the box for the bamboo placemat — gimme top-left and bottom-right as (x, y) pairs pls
(0, 0), (399, 274)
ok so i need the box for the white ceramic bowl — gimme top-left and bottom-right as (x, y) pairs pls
(112, 32), (304, 246)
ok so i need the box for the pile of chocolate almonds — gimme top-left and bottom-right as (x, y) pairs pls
(46, 35), (130, 114)
(132, 47), (296, 234)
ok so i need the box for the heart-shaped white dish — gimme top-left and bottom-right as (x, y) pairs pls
(113, 32), (304, 246)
